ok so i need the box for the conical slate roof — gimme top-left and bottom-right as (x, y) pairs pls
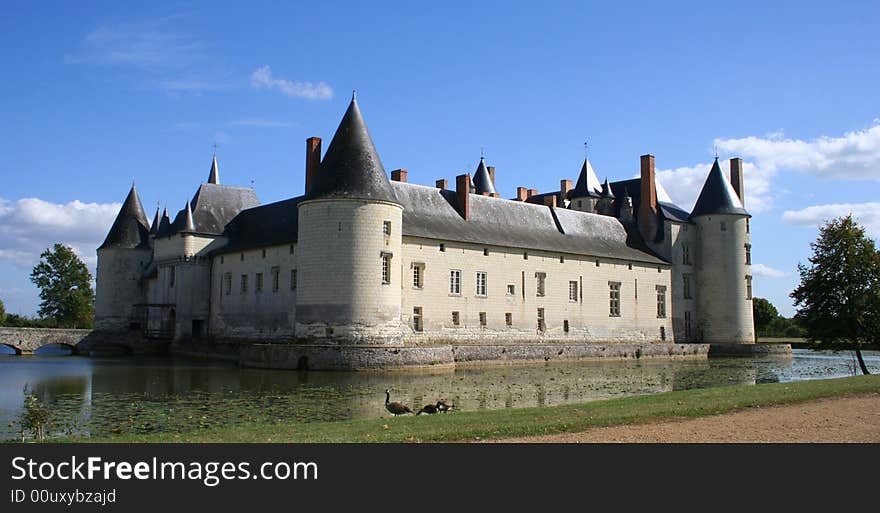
(472, 157), (496, 195)
(601, 178), (615, 198)
(149, 207), (160, 236)
(170, 200), (197, 234)
(570, 159), (602, 198)
(307, 95), (398, 204)
(99, 184), (150, 250)
(691, 158), (749, 218)
(156, 208), (172, 238)
(207, 154), (220, 184)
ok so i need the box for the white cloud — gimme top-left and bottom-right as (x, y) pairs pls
(653, 121), (880, 215)
(715, 122), (880, 181)
(751, 263), (790, 279)
(250, 65), (333, 100)
(782, 202), (880, 239)
(0, 198), (120, 270)
(74, 23), (202, 70)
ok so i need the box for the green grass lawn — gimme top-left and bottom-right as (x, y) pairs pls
(63, 374), (880, 443)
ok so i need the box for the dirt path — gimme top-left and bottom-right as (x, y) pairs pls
(491, 393), (880, 443)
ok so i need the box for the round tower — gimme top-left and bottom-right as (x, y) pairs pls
(95, 184), (152, 331)
(691, 158), (754, 344)
(295, 94), (404, 346)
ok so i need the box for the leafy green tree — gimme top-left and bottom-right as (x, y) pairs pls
(29, 244), (95, 329)
(0, 297), (5, 326)
(752, 297), (780, 336)
(791, 215), (880, 374)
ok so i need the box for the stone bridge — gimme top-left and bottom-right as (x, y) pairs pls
(0, 327), (168, 355)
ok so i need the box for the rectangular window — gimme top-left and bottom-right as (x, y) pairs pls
(569, 280), (578, 302)
(381, 253), (391, 284)
(745, 243), (752, 265)
(262, 249), (266, 259)
(684, 311), (692, 340)
(535, 272), (546, 297)
(746, 275), (753, 300)
(683, 274), (692, 299)
(412, 264), (423, 289)
(506, 284), (515, 295)
(289, 244), (295, 254)
(563, 320), (570, 333)
(479, 312), (487, 328)
(452, 311), (460, 326)
(240, 274), (248, 294)
(413, 307), (423, 332)
(439, 243), (445, 252)
(609, 281), (621, 317)
(255, 272), (264, 293)
(505, 312), (512, 326)
(291, 269), (297, 290)
(223, 273), (232, 295)
(475, 271), (487, 297)
(449, 269), (461, 295)
(537, 308), (546, 332)
(271, 267), (280, 292)
(656, 285), (667, 318)
(383, 220), (391, 236)
(746, 218), (750, 233)
(682, 244), (691, 265)
(169, 266), (175, 288)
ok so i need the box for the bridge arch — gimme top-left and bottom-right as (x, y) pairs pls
(33, 342), (77, 356)
(1, 342), (23, 355)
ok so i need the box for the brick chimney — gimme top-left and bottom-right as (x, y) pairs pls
(436, 178), (448, 189)
(487, 166), (496, 185)
(305, 137), (322, 194)
(638, 154), (657, 243)
(456, 173), (470, 220)
(391, 169), (407, 182)
(516, 187), (528, 201)
(560, 179), (572, 200)
(730, 158), (744, 206)
(528, 189), (539, 199)
(543, 195), (557, 208)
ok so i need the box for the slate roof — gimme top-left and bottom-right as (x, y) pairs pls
(570, 159), (602, 198)
(170, 200), (196, 234)
(207, 154), (220, 185)
(166, 183), (259, 236)
(609, 178), (691, 223)
(216, 197), (302, 254)
(149, 208), (160, 237)
(307, 95), (398, 204)
(472, 158), (497, 195)
(391, 182), (666, 264)
(156, 208), (172, 238)
(690, 158), (749, 218)
(99, 185), (150, 250)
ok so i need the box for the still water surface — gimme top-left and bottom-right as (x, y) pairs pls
(1, 348), (877, 440)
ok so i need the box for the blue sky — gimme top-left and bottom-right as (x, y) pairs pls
(1, 0), (878, 317)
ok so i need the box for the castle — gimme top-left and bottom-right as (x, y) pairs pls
(94, 95), (755, 368)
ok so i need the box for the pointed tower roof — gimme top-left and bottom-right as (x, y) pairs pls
(149, 207), (160, 236)
(601, 178), (615, 198)
(99, 184), (150, 250)
(571, 159), (603, 198)
(472, 157), (496, 195)
(170, 200), (197, 234)
(207, 154), (220, 184)
(691, 158), (749, 218)
(307, 94), (398, 204)
(156, 208), (172, 238)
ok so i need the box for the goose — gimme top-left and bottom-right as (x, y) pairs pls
(436, 399), (454, 413)
(385, 389), (413, 416)
(416, 403), (439, 415)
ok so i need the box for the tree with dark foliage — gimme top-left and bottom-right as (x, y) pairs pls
(29, 244), (95, 329)
(791, 215), (879, 374)
(752, 297), (779, 336)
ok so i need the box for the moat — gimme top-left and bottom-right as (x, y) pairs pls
(1, 347), (876, 441)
